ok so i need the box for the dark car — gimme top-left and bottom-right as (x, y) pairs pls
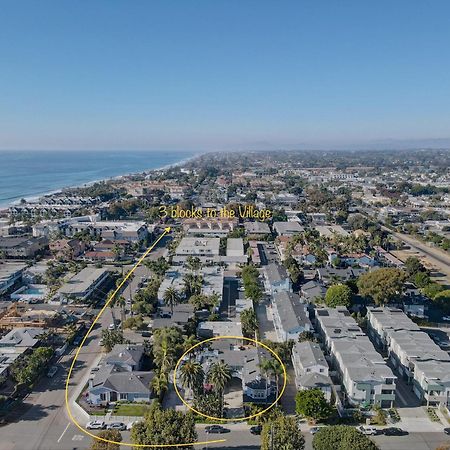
(250, 425), (262, 435)
(205, 425), (229, 434)
(444, 427), (450, 435)
(383, 427), (408, 436)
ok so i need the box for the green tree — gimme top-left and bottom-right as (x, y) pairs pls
(179, 360), (204, 398)
(404, 256), (426, 278)
(298, 331), (317, 342)
(100, 329), (124, 353)
(295, 389), (333, 421)
(357, 268), (406, 305)
(325, 284), (352, 308)
(434, 289), (450, 313)
(312, 425), (378, 450)
(259, 357), (284, 401)
(163, 287), (180, 313)
(207, 361), (231, 416)
(131, 403), (197, 447)
(240, 308), (258, 338)
(151, 372), (169, 399)
(89, 430), (122, 450)
(261, 416), (305, 450)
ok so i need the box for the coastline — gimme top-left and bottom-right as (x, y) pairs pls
(0, 151), (200, 210)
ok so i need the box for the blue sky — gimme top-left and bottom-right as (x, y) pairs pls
(1, 0), (449, 151)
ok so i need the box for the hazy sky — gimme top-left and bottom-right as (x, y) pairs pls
(1, 0), (450, 151)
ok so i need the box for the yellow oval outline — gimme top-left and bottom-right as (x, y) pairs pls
(64, 227), (227, 447)
(173, 335), (287, 422)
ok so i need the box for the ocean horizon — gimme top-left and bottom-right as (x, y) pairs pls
(0, 150), (196, 208)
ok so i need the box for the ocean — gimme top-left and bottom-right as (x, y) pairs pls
(0, 150), (195, 207)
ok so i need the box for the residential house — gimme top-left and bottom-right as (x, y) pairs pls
(272, 292), (312, 341)
(0, 236), (48, 259)
(88, 344), (154, 405)
(292, 341), (333, 401)
(264, 263), (292, 295)
(49, 239), (85, 259)
(273, 221), (304, 236)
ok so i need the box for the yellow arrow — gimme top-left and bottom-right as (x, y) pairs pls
(65, 226), (227, 447)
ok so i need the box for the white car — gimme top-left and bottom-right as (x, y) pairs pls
(127, 420), (140, 430)
(86, 420), (106, 430)
(357, 425), (378, 435)
(46, 366), (58, 378)
(442, 316), (450, 321)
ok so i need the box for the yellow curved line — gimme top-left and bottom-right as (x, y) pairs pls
(173, 335), (287, 422)
(64, 227), (226, 447)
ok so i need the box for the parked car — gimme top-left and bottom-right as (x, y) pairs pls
(86, 421), (106, 430)
(357, 425), (379, 435)
(141, 331), (152, 337)
(46, 366), (58, 378)
(73, 336), (82, 346)
(442, 316), (450, 321)
(444, 427), (450, 435)
(310, 427), (323, 435)
(383, 427), (408, 436)
(205, 425), (229, 434)
(107, 422), (126, 431)
(250, 425), (262, 435)
(108, 323), (115, 330)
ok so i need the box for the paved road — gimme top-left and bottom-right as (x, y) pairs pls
(0, 307), (109, 450)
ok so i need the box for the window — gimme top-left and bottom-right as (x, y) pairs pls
(319, 368), (324, 373)
(120, 393), (128, 400)
(306, 368), (310, 373)
(100, 393), (106, 401)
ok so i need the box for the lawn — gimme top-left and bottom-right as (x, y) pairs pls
(113, 403), (150, 417)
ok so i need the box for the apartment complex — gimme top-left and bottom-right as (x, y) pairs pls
(315, 307), (396, 408)
(367, 307), (450, 407)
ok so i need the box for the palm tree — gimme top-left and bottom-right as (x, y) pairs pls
(207, 361), (232, 416)
(182, 273), (196, 297)
(179, 360), (204, 399)
(186, 256), (202, 273)
(151, 372), (168, 399)
(116, 295), (127, 324)
(259, 358), (284, 401)
(163, 287), (180, 313)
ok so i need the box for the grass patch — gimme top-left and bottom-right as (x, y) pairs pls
(112, 403), (150, 417)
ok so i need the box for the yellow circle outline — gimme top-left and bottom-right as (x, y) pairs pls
(173, 335), (287, 422)
(64, 227), (227, 447)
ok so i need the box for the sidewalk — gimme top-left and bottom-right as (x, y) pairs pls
(67, 353), (103, 424)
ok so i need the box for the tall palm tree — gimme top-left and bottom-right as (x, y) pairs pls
(179, 360), (204, 399)
(182, 273), (196, 298)
(151, 371), (168, 399)
(163, 287), (180, 313)
(116, 295), (127, 324)
(259, 358), (284, 401)
(207, 362), (232, 416)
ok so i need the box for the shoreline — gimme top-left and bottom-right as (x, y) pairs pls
(0, 152), (200, 210)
